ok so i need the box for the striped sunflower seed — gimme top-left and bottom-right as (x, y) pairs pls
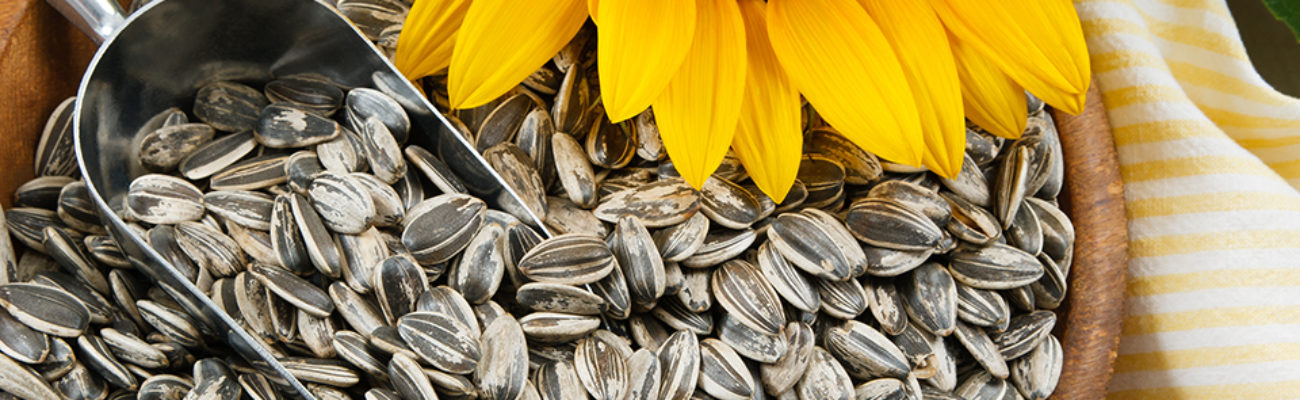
(947, 243), (1044, 290)
(374, 254), (426, 324)
(953, 322), (1009, 379)
(898, 262), (958, 336)
(515, 282), (606, 315)
(41, 226), (110, 294)
(203, 190), (274, 230)
(653, 212), (709, 263)
(656, 330), (701, 400)
(698, 338), (754, 400)
(760, 322), (814, 395)
(249, 263), (334, 318)
(535, 359), (587, 400)
(339, 227), (390, 295)
(520, 312), (601, 344)
(193, 81), (268, 132)
(290, 193), (345, 278)
(594, 179), (700, 228)
(179, 130), (258, 180)
(76, 335), (137, 390)
(552, 132), (598, 208)
(797, 347), (854, 400)
(825, 320), (909, 380)
(626, 348), (661, 400)
(34, 97), (77, 177)
(1010, 335), (1061, 400)
(475, 316), (528, 400)
(449, 224), (505, 304)
(712, 260), (784, 335)
(56, 181), (102, 235)
(138, 374), (192, 400)
(265, 77), (344, 116)
(0, 283), (89, 337)
(126, 174), (204, 225)
(255, 103), (342, 148)
(138, 123), (215, 171)
(0, 306), (49, 364)
(716, 313), (786, 363)
(766, 212), (854, 281)
(699, 178), (762, 230)
(308, 171), (375, 234)
(398, 311), (481, 374)
(14, 176), (74, 210)
(518, 234), (613, 285)
(174, 221), (247, 278)
(680, 228), (755, 269)
(844, 198), (943, 251)
(402, 194), (485, 266)
(209, 154), (290, 191)
(991, 310), (1056, 360)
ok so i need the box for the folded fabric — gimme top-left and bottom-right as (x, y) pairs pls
(1074, 0), (1300, 398)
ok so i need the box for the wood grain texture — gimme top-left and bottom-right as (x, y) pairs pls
(0, 2), (1130, 397)
(0, 0), (98, 207)
(1051, 80), (1129, 399)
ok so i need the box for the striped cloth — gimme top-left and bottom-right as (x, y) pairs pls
(1073, 0), (1300, 398)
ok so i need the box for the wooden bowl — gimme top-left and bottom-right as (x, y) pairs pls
(0, 2), (1129, 398)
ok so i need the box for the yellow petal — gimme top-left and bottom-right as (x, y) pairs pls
(731, 0), (801, 203)
(860, 0), (964, 178)
(932, 0), (1090, 114)
(394, 0), (471, 80)
(951, 33), (1027, 139)
(588, 0), (599, 22)
(598, 0), (696, 122)
(766, 0), (924, 167)
(654, 0), (747, 189)
(448, 0), (588, 109)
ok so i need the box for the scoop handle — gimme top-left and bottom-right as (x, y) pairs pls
(45, 0), (126, 44)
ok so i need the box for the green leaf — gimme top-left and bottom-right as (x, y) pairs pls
(1263, 0), (1300, 42)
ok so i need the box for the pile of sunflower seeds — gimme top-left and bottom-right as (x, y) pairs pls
(2, 22), (1073, 400)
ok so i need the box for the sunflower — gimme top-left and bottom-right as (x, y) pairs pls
(393, 0), (1090, 202)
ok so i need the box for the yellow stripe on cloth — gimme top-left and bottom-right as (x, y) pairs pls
(1076, 0), (1300, 397)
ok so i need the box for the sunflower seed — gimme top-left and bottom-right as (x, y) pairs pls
(995, 145), (1031, 228)
(476, 93), (533, 152)
(266, 78), (344, 116)
(898, 262), (957, 336)
(956, 284), (1011, 330)
(594, 179), (700, 228)
(41, 226), (110, 294)
(698, 178), (762, 230)
(1027, 198), (1073, 263)
(759, 322), (813, 395)
(250, 263), (334, 317)
(853, 378), (908, 400)
(126, 174), (204, 224)
(100, 327), (167, 369)
(675, 267), (711, 312)
(797, 155), (846, 209)
(138, 374), (192, 400)
(767, 212), (854, 281)
(210, 154), (290, 191)
(290, 193), (345, 278)
(657, 330), (701, 400)
(940, 155), (992, 208)
(863, 278), (906, 335)
(193, 81), (268, 132)
(516, 282), (606, 315)
(332, 330), (388, 380)
(591, 260), (633, 320)
(179, 130), (259, 180)
(797, 347), (854, 400)
(338, 227), (390, 294)
(135, 300), (202, 348)
(298, 310), (337, 359)
(518, 234), (613, 285)
(398, 311), (480, 374)
(307, 171), (375, 234)
(203, 190), (274, 230)
(544, 196), (609, 237)
(943, 192), (1002, 245)
(654, 213), (709, 263)
(31, 337), (75, 381)
(1006, 203), (1043, 256)
(449, 224), (505, 304)
(483, 143), (548, 220)
(139, 123), (215, 171)
(76, 335), (138, 390)
(417, 286), (482, 339)
(844, 198), (943, 251)
(651, 297), (712, 335)
(814, 277), (867, 320)
(947, 243), (1043, 290)
(280, 357), (359, 387)
(55, 363), (109, 400)
(34, 97), (77, 177)
(609, 216), (665, 307)
(476, 316), (528, 400)
(355, 119), (405, 184)
(238, 374), (279, 400)
(804, 129), (883, 185)
(255, 103), (342, 148)
(403, 194), (485, 266)
(551, 132), (598, 208)
(954, 370), (1010, 400)
(717, 313), (786, 363)
(0, 283), (89, 337)
(584, 110), (637, 169)
(990, 311), (1056, 360)
(1031, 254), (1067, 310)
(954, 322), (1009, 379)
(698, 338), (754, 400)
(373, 254), (426, 324)
(826, 320), (909, 380)
(681, 228), (755, 269)
(520, 312), (601, 344)
(14, 176), (74, 210)
(174, 221), (247, 278)
(1009, 335), (1061, 400)
(0, 306), (49, 364)
(317, 133), (364, 174)
(270, 194), (311, 274)
(31, 272), (113, 325)
(712, 260), (784, 335)
(55, 182), (102, 235)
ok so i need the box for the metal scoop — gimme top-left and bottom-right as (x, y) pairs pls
(50, 0), (545, 397)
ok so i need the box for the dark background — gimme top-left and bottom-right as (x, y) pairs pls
(1229, 0), (1300, 96)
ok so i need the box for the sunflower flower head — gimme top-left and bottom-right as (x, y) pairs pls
(394, 0), (1090, 200)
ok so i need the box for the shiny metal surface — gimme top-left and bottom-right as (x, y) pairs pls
(45, 0), (126, 43)
(70, 0), (547, 398)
